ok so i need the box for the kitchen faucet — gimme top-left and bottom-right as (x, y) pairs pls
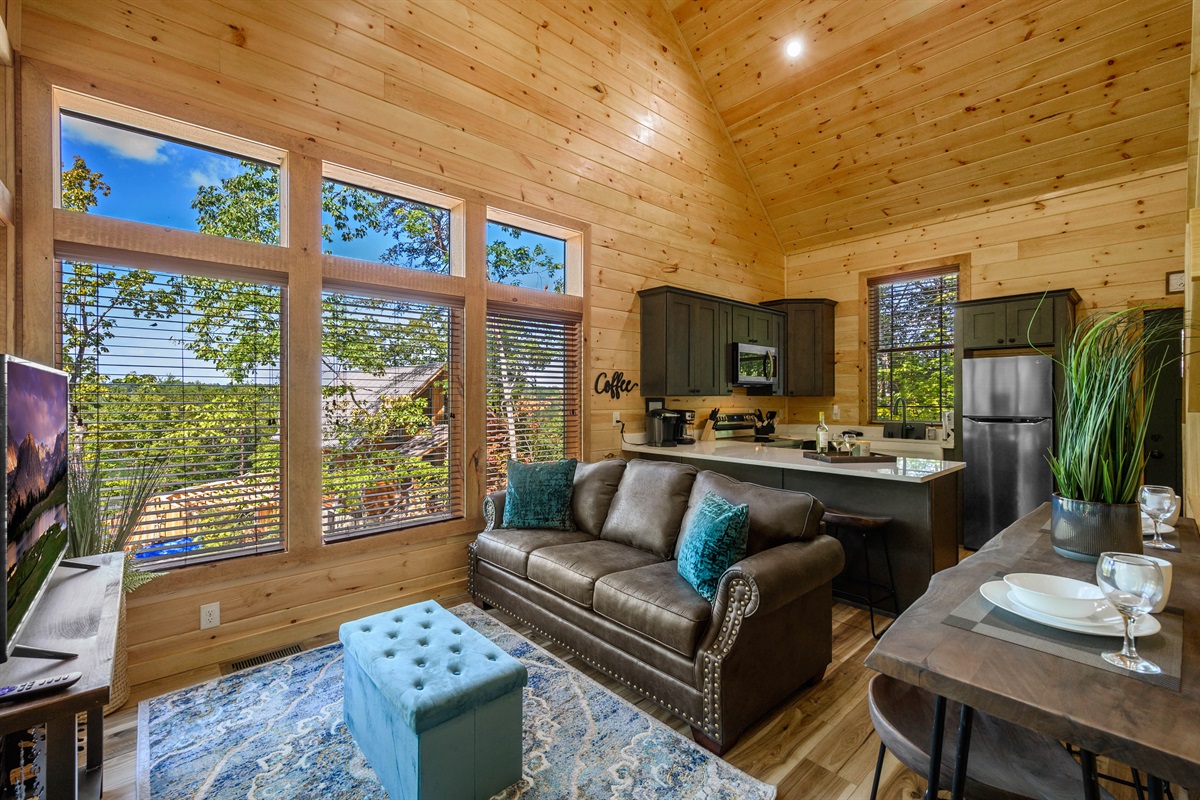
(892, 397), (909, 439)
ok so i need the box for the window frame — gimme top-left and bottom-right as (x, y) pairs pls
(26, 75), (589, 578)
(859, 257), (970, 426)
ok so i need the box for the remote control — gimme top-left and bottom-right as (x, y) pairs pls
(0, 672), (82, 702)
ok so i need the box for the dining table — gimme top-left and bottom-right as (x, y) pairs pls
(865, 502), (1198, 800)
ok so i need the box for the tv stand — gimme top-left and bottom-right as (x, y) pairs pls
(0, 553), (122, 800)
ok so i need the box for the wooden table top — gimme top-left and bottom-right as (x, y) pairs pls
(865, 504), (1199, 789)
(0, 552), (123, 732)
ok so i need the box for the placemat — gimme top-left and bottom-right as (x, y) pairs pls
(1036, 518), (1183, 551)
(944, 586), (1184, 691)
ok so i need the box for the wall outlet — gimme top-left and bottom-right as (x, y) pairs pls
(612, 412), (621, 426)
(200, 602), (221, 630)
(832, 404), (841, 421)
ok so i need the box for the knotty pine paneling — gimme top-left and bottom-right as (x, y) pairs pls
(670, 0), (1191, 251)
(19, 0), (785, 682)
(784, 167), (1187, 426)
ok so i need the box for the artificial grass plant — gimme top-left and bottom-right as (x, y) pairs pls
(1047, 306), (1182, 505)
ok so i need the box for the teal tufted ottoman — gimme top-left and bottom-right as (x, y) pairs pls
(340, 601), (527, 799)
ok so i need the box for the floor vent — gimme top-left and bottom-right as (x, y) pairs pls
(224, 644), (303, 674)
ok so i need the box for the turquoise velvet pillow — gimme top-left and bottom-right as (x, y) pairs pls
(676, 491), (750, 602)
(502, 458), (578, 531)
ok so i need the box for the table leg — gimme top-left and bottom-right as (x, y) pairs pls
(46, 713), (78, 800)
(85, 705), (104, 785)
(1080, 750), (1099, 800)
(950, 705), (974, 800)
(925, 694), (946, 800)
(1147, 776), (1165, 800)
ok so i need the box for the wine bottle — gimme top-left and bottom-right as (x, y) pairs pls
(815, 411), (829, 453)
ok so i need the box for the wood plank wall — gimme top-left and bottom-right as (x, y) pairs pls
(784, 166), (1187, 426)
(15, 0), (786, 683)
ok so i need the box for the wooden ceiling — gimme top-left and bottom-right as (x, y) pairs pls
(668, 0), (1191, 253)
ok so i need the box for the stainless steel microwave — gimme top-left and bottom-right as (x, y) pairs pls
(733, 342), (778, 386)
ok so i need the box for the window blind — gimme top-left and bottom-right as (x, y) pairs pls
(321, 293), (461, 541)
(58, 262), (283, 567)
(868, 270), (958, 422)
(485, 312), (581, 492)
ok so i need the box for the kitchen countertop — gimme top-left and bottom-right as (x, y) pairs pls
(622, 439), (965, 484)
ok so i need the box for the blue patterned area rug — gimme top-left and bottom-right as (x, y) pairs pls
(138, 603), (775, 800)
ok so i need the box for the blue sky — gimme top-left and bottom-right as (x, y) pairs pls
(59, 114), (566, 280)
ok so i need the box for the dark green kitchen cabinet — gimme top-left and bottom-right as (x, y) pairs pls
(639, 287), (727, 397)
(957, 292), (1069, 350)
(762, 298), (836, 396)
(730, 305), (781, 348)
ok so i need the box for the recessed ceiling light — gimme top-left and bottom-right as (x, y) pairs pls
(785, 40), (803, 59)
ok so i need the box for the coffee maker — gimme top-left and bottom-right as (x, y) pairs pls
(672, 409), (696, 445)
(645, 409), (680, 447)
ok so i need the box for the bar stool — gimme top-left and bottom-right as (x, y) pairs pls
(823, 509), (897, 638)
(867, 674), (1115, 800)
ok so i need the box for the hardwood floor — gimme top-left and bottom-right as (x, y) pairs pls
(98, 599), (1163, 800)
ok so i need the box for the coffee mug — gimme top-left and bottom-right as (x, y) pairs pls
(1140, 554), (1173, 614)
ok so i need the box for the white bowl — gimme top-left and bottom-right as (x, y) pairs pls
(1003, 573), (1106, 619)
(1139, 555), (1173, 614)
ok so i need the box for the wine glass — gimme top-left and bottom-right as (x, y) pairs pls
(1095, 552), (1164, 674)
(1139, 485), (1178, 551)
(841, 432), (857, 454)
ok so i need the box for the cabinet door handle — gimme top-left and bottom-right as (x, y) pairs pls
(997, 338), (1004, 343)
(1008, 337), (1016, 343)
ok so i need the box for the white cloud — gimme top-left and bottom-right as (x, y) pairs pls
(61, 116), (169, 164)
(186, 155), (241, 189)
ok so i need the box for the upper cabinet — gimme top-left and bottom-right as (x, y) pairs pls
(957, 290), (1078, 351)
(762, 299), (836, 397)
(639, 287), (728, 396)
(730, 305), (780, 348)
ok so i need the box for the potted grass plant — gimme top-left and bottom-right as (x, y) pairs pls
(1048, 306), (1182, 561)
(67, 452), (166, 712)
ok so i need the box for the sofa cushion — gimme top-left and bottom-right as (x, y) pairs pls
(474, 528), (595, 577)
(572, 459), (627, 536)
(594, 561), (712, 657)
(676, 491), (750, 602)
(502, 458), (578, 530)
(676, 470), (826, 557)
(600, 460), (697, 558)
(527, 540), (661, 607)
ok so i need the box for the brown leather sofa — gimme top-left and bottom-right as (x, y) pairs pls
(468, 458), (844, 753)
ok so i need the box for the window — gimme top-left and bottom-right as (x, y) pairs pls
(487, 220), (567, 293)
(869, 270), (958, 422)
(321, 177), (454, 272)
(58, 110), (283, 244)
(45, 89), (587, 567)
(485, 312), (581, 492)
(321, 293), (460, 541)
(59, 263), (283, 567)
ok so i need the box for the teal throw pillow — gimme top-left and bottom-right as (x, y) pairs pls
(502, 458), (578, 531)
(677, 491), (749, 602)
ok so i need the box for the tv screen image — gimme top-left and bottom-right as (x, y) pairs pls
(3, 356), (69, 658)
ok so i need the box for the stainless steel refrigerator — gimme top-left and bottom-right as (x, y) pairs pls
(962, 355), (1054, 549)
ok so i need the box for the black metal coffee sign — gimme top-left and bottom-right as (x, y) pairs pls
(595, 371), (637, 400)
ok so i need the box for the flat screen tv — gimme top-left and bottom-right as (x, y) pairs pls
(2, 355), (69, 662)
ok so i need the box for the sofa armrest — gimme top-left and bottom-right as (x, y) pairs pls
(483, 491), (507, 531)
(717, 534), (844, 618)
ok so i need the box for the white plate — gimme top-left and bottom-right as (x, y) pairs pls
(979, 581), (1161, 638)
(1008, 591), (1118, 627)
(1142, 519), (1175, 535)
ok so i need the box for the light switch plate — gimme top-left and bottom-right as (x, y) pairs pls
(1166, 270), (1185, 294)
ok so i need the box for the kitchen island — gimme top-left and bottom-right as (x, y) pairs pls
(623, 440), (964, 612)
